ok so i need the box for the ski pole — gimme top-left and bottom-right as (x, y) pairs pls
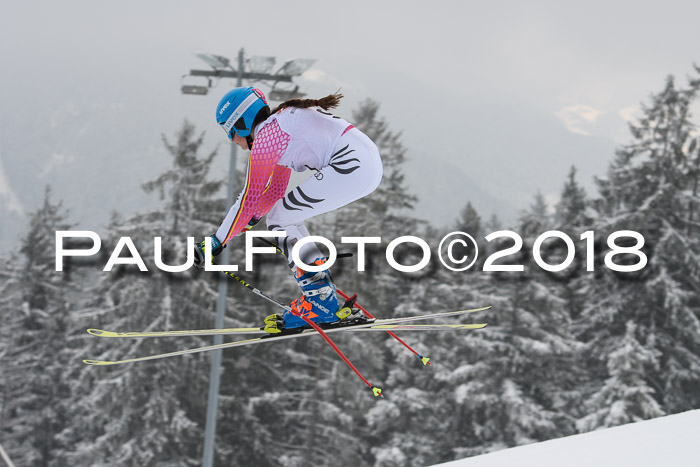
(296, 310), (383, 398)
(220, 270), (291, 311)
(336, 289), (431, 366)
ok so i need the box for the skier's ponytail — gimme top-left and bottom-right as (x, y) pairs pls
(270, 92), (343, 114)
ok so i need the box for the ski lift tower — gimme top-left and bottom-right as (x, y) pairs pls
(181, 49), (315, 467)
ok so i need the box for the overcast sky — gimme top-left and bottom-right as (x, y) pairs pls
(1, 0), (699, 241)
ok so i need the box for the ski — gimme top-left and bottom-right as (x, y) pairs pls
(365, 323), (486, 331)
(83, 322), (486, 366)
(86, 306), (490, 339)
(87, 321), (488, 339)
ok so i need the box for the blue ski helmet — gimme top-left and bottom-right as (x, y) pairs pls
(215, 87), (269, 140)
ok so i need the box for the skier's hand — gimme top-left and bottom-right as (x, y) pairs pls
(193, 235), (224, 269)
(193, 245), (205, 269)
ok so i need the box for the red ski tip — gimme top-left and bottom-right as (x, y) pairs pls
(372, 386), (384, 398)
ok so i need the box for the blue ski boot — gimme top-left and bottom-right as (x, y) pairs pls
(264, 259), (347, 334)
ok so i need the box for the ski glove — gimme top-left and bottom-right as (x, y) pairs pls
(193, 235), (225, 269)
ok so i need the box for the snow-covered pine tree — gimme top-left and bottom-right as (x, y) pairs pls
(580, 68), (700, 430)
(577, 321), (663, 430)
(455, 201), (482, 237)
(0, 187), (78, 467)
(508, 192), (579, 439)
(555, 167), (590, 229)
(0, 236), (16, 442)
(550, 166), (594, 420)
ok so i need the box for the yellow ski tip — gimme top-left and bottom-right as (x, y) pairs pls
(421, 356), (431, 366)
(372, 386), (384, 398)
(83, 359), (115, 366)
(87, 329), (118, 338)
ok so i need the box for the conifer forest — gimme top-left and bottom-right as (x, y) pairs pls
(2, 69), (700, 467)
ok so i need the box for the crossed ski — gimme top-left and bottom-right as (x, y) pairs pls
(84, 247), (490, 397)
(84, 301), (488, 396)
(87, 308), (490, 339)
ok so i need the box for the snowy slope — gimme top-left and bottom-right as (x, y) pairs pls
(432, 410), (700, 467)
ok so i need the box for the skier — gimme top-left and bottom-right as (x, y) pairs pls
(193, 87), (383, 334)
